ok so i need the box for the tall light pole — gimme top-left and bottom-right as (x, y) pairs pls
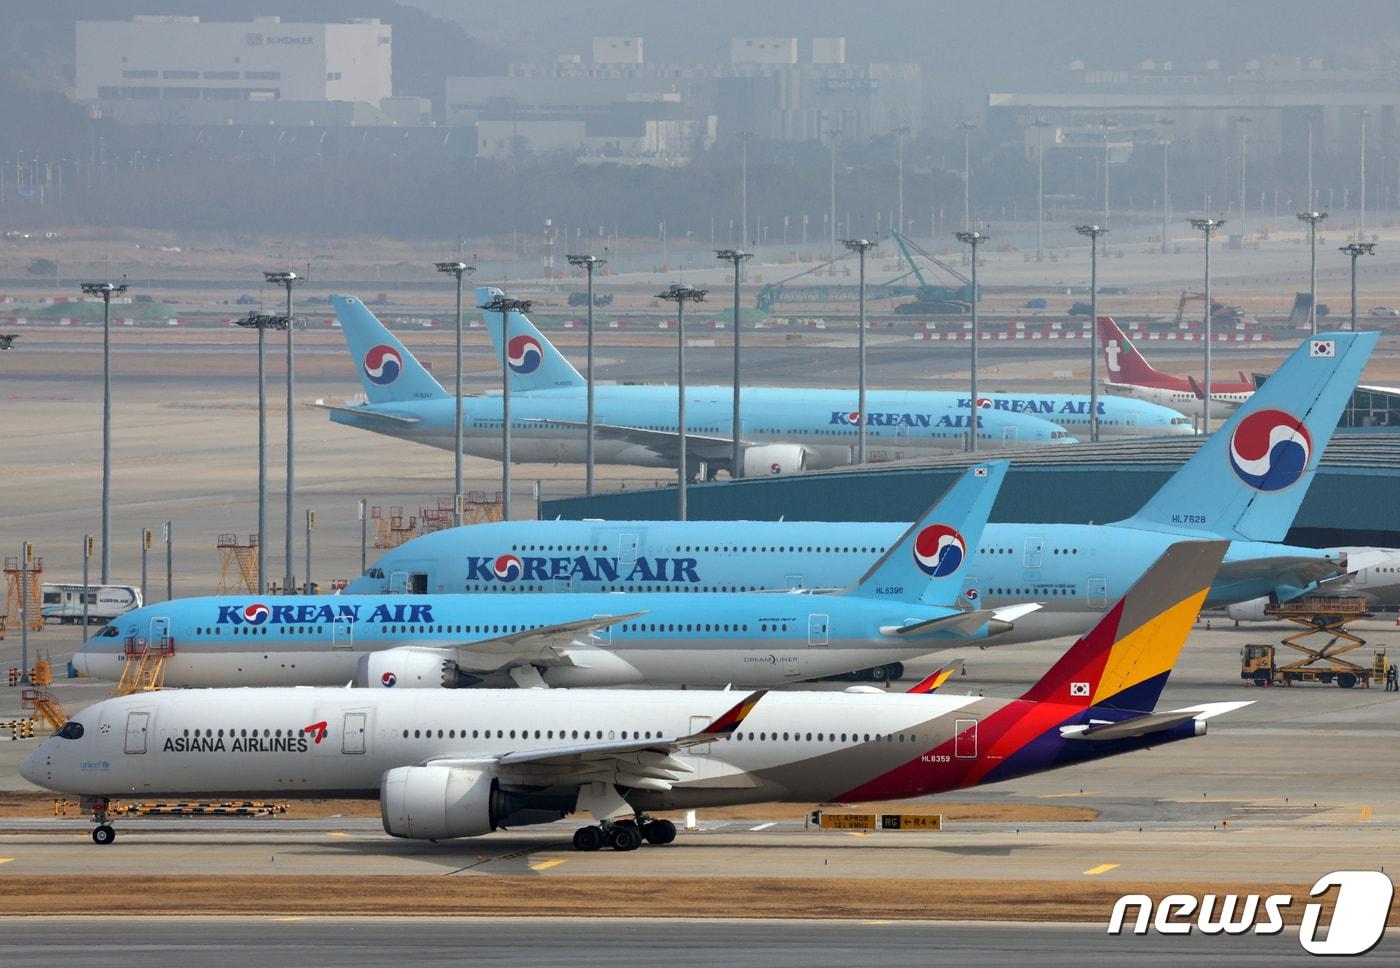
(1157, 118), (1174, 255)
(1340, 242), (1376, 332)
(657, 284), (706, 520)
(737, 131), (754, 253)
(479, 293), (531, 521)
(566, 254), (605, 494)
(434, 260), (474, 525)
(234, 312), (287, 593)
(1358, 110), (1370, 241)
(1075, 225), (1108, 442)
(893, 125), (910, 237)
(1231, 115), (1252, 239)
(1188, 218), (1225, 432)
(826, 127), (842, 265)
(955, 231), (987, 452)
(1100, 118), (1118, 237)
(716, 249), (751, 478)
(264, 270), (300, 593)
(1305, 111), (1318, 210)
(956, 121), (976, 230)
(80, 280), (127, 583)
(1030, 119), (1052, 261)
(1297, 211), (1327, 335)
(842, 239), (876, 463)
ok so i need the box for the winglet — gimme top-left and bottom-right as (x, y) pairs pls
(700, 690), (766, 736)
(906, 660), (963, 695)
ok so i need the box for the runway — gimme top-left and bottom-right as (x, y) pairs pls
(0, 917), (1360, 967)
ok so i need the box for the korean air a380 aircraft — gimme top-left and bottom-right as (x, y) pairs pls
(76, 464), (1042, 689)
(349, 332), (1375, 645)
(30, 542), (1249, 850)
(317, 292), (1079, 478)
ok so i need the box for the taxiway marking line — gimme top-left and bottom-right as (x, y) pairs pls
(0, 858), (13, 865)
(326, 832), (351, 838)
(530, 859), (566, 872)
(749, 822), (777, 831)
(272, 917), (306, 922)
(1083, 864), (1119, 876)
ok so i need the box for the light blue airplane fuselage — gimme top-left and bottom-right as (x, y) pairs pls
(347, 519), (1340, 645)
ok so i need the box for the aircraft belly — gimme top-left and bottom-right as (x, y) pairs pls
(616, 645), (929, 686)
(161, 651), (359, 688)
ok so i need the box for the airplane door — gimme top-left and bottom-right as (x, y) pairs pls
(388, 571), (408, 593)
(808, 613), (829, 647)
(341, 712), (367, 754)
(332, 615), (354, 650)
(1023, 538), (1044, 569)
(954, 718), (978, 759)
(124, 712), (150, 754)
(785, 573), (805, 590)
(1002, 424), (1017, 444)
(149, 616), (171, 646)
(554, 575), (575, 593)
(688, 716), (713, 756)
(619, 533), (640, 567)
(1087, 578), (1108, 609)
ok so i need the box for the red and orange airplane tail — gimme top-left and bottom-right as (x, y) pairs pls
(1020, 540), (1226, 712)
(1098, 316), (1173, 386)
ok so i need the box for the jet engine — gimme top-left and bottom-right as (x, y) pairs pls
(356, 647), (460, 689)
(380, 766), (502, 840)
(1225, 597), (1271, 623)
(742, 444), (807, 477)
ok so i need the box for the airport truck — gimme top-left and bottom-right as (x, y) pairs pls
(1240, 643), (1387, 689)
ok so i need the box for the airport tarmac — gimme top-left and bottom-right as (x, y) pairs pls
(0, 917), (1362, 968)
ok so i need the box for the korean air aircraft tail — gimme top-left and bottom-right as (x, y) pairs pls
(846, 460), (1006, 605)
(331, 295), (448, 404)
(1116, 332), (1377, 542)
(476, 286), (586, 391)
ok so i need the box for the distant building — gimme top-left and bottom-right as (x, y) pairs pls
(75, 15), (403, 125)
(731, 38), (798, 66)
(593, 37), (644, 66)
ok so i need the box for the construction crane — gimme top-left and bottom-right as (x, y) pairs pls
(886, 232), (979, 315)
(754, 253), (899, 313)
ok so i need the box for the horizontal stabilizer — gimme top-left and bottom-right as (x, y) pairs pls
(311, 400), (421, 425)
(1061, 710), (1199, 742)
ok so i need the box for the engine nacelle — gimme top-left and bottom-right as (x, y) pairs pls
(742, 443), (807, 477)
(1225, 597), (1271, 623)
(380, 765), (500, 840)
(357, 647), (460, 689)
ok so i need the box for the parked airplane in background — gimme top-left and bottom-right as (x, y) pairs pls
(316, 295), (1076, 480)
(1098, 316), (1255, 417)
(481, 289), (1194, 442)
(1226, 546), (1400, 620)
(76, 464), (1041, 689)
(350, 332), (1375, 644)
(29, 542), (1249, 850)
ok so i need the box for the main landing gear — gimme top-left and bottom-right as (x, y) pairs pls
(571, 816), (677, 852)
(85, 796), (116, 845)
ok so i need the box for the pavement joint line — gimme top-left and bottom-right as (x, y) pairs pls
(1082, 864), (1119, 876)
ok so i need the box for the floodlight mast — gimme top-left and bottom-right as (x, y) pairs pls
(80, 280), (128, 583)
(1074, 225), (1108, 442)
(954, 231), (987, 452)
(566, 254), (605, 495)
(1296, 212), (1326, 336)
(657, 284), (706, 520)
(234, 311), (290, 592)
(1187, 219), (1224, 432)
(715, 249), (751, 479)
(434, 260), (475, 524)
(1340, 242), (1376, 333)
(479, 293), (533, 520)
(841, 238), (876, 463)
(264, 270), (300, 592)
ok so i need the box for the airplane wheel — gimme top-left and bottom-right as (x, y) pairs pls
(92, 825), (116, 845)
(572, 826), (604, 852)
(610, 823), (642, 852)
(643, 819), (677, 845)
(1337, 673), (1357, 689)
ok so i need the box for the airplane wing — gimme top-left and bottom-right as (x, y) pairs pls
(1215, 555), (1344, 591)
(446, 612), (647, 674)
(881, 602), (1041, 637)
(429, 691), (766, 792)
(522, 418), (743, 460)
(310, 400), (422, 425)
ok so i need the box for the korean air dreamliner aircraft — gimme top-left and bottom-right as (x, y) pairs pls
(76, 464), (1042, 689)
(31, 542), (1249, 849)
(317, 293), (1079, 478)
(348, 332), (1375, 645)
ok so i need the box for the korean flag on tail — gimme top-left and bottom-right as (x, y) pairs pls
(1069, 681), (1091, 697)
(1310, 339), (1337, 358)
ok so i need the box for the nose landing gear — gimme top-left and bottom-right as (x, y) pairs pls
(84, 796), (116, 845)
(571, 816), (677, 851)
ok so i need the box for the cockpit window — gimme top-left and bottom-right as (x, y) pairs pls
(363, 568), (384, 579)
(56, 722), (84, 740)
(100, 625), (121, 638)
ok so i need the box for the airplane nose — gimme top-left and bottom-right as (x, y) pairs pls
(71, 649), (90, 677)
(19, 745), (46, 787)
